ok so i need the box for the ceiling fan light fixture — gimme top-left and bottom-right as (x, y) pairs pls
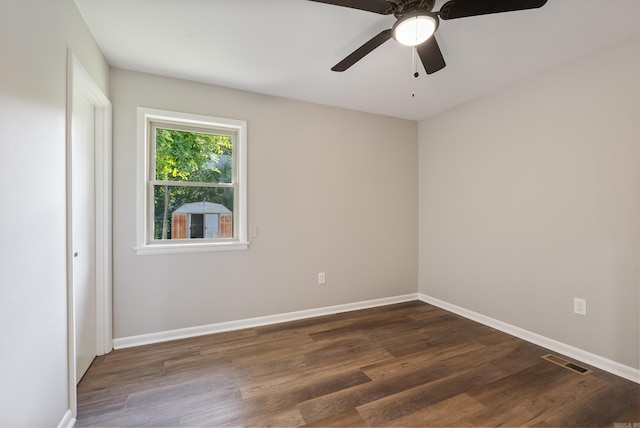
(392, 13), (438, 46)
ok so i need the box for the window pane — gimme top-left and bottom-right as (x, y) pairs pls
(153, 185), (234, 240)
(155, 128), (233, 184)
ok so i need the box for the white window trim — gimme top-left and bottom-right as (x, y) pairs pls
(136, 107), (248, 255)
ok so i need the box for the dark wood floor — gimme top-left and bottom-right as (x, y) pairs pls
(76, 301), (639, 427)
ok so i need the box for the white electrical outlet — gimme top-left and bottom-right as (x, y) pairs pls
(573, 298), (587, 316)
(317, 272), (326, 285)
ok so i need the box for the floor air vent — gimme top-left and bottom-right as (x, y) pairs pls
(542, 354), (592, 375)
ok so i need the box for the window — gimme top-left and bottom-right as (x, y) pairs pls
(136, 108), (247, 254)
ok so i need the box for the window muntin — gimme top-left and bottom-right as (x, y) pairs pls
(137, 108), (247, 254)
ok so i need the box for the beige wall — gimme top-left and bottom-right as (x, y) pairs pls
(0, 0), (109, 425)
(419, 34), (640, 369)
(111, 69), (418, 339)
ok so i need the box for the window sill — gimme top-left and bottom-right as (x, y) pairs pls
(135, 241), (249, 255)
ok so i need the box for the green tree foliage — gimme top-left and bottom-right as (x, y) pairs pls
(154, 129), (233, 239)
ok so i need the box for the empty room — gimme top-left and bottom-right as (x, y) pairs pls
(0, 0), (639, 426)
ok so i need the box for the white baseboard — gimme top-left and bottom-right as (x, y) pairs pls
(419, 293), (640, 384)
(57, 409), (75, 428)
(113, 293), (419, 349)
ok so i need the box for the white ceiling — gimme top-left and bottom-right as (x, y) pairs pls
(74, 0), (640, 121)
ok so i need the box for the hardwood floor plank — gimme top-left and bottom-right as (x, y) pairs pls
(488, 342), (556, 374)
(77, 360), (166, 405)
(240, 347), (391, 399)
(101, 341), (202, 367)
(542, 381), (640, 427)
(75, 396), (128, 427)
(356, 363), (507, 426)
(235, 354), (311, 383)
(303, 335), (387, 366)
(405, 304), (450, 321)
(123, 378), (217, 412)
(202, 330), (316, 362)
(308, 314), (427, 343)
(221, 406), (305, 427)
(297, 361), (452, 423)
(361, 340), (485, 380)
(177, 394), (248, 427)
(196, 369), (373, 426)
(442, 338), (527, 373)
(419, 318), (495, 343)
(300, 408), (370, 427)
(254, 301), (425, 336)
(469, 372), (609, 427)
(377, 315), (487, 358)
(383, 392), (486, 427)
(162, 353), (235, 380)
(468, 360), (571, 406)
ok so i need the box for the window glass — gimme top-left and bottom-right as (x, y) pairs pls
(152, 185), (234, 240)
(137, 108), (247, 254)
(154, 128), (233, 183)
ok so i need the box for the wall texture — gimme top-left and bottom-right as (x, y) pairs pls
(419, 34), (640, 369)
(111, 69), (418, 339)
(0, 0), (109, 425)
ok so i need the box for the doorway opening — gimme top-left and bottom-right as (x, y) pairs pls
(66, 52), (112, 418)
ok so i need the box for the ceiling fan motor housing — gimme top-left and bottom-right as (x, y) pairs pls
(391, 0), (436, 18)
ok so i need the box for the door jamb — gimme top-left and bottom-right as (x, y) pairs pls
(66, 51), (112, 418)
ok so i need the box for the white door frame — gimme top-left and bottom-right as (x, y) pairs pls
(66, 52), (113, 417)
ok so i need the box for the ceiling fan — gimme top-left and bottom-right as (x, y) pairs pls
(310, 0), (548, 74)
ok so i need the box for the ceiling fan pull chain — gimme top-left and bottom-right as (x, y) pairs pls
(412, 47), (417, 98)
